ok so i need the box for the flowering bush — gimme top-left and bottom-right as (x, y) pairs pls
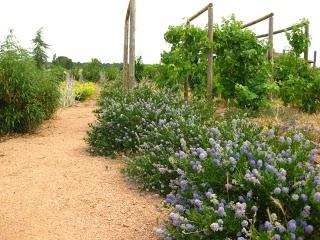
(87, 85), (214, 193)
(87, 85), (213, 156)
(155, 117), (319, 240)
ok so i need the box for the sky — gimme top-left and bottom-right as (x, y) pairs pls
(0, 0), (318, 65)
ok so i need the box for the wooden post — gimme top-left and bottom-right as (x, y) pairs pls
(241, 13), (274, 29)
(123, 18), (129, 89)
(314, 51), (317, 68)
(207, 4), (213, 98)
(304, 23), (309, 61)
(268, 16), (274, 63)
(128, 0), (136, 90)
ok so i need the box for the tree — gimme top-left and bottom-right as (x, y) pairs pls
(83, 58), (102, 82)
(53, 56), (73, 69)
(32, 28), (49, 69)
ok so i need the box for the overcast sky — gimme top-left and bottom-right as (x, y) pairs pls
(0, 0), (318, 65)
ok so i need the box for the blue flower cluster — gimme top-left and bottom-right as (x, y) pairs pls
(158, 118), (320, 239)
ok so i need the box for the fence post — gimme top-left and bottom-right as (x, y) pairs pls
(304, 23), (309, 61)
(207, 4), (213, 98)
(128, 0), (136, 90)
(268, 16), (274, 63)
(314, 50), (317, 68)
(123, 18), (129, 90)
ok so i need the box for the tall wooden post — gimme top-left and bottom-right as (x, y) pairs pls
(314, 51), (317, 68)
(128, 0), (136, 90)
(123, 18), (129, 89)
(207, 3), (213, 98)
(304, 23), (309, 61)
(268, 16), (274, 63)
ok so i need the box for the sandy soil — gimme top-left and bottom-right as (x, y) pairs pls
(0, 100), (165, 240)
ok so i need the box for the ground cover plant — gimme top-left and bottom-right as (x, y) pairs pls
(0, 32), (60, 134)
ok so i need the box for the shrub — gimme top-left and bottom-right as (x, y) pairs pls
(83, 58), (102, 82)
(105, 65), (121, 81)
(0, 33), (60, 134)
(155, 117), (320, 240)
(215, 16), (270, 109)
(274, 52), (320, 112)
(157, 24), (209, 96)
(60, 80), (96, 106)
(74, 81), (96, 101)
(87, 85), (214, 193)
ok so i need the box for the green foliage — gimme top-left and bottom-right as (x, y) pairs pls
(51, 65), (66, 81)
(143, 64), (160, 80)
(274, 52), (320, 113)
(105, 65), (121, 81)
(158, 24), (210, 96)
(0, 32), (60, 134)
(71, 66), (81, 80)
(286, 19), (310, 56)
(83, 58), (102, 82)
(32, 28), (49, 69)
(135, 56), (144, 82)
(53, 56), (73, 69)
(214, 16), (270, 109)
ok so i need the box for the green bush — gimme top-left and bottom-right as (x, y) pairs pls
(0, 33), (60, 134)
(157, 24), (209, 96)
(274, 52), (320, 112)
(215, 16), (270, 109)
(105, 65), (120, 81)
(83, 58), (102, 82)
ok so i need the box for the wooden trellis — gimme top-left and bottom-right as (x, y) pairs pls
(123, 0), (136, 91)
(242, 14), (313, 63)
(187, 3), (214, 99)
(241, 13), (274, 62)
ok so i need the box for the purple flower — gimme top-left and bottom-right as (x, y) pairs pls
(300, 194), (308, 202)
(241, 220), (249, 227)
(217, 206), (226, 217)
(251, 205), (258, 213)
(273, 187), (282, 195)
(304, 225), (314, 234)
(264, 221), (273, 231)
(287, 219), (297, 232)
(175, 204), (185, 213)
(314, 192), (320, 202)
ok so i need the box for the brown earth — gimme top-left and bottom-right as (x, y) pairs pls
(0, 99), (165, 240)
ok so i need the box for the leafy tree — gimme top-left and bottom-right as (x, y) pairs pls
(83, 58), (102, 82)
(32, 28), (49, 69)
(53, 56), (73, 69)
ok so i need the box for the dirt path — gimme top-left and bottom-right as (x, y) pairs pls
(0, 100), (165, 240)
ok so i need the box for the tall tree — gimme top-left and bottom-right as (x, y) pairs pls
(32, 28), (49, 69)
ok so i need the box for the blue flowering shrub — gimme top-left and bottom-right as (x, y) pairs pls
(155, 118), (320, 240)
